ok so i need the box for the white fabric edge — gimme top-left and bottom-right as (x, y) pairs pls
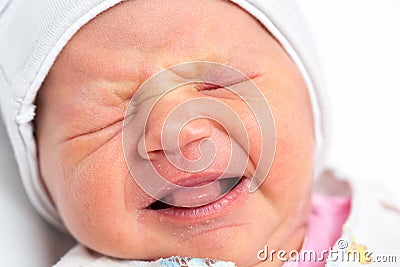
(15, 0), (129, 231)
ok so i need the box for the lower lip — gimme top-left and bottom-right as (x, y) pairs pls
(146, 177), (249, 222)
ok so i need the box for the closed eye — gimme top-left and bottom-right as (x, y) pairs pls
(195, 72), (262, 99)
(63, 116), (124, 142)
(195, 80), (247, 100)
(197, 86), (240, 99)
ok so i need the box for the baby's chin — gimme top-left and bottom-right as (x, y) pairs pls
(71, 187), (276, 266)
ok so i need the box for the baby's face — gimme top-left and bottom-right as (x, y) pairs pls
(36, 0), (315, 266)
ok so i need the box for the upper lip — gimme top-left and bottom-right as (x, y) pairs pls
(143, 170), (249, 208)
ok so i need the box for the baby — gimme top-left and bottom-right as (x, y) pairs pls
(0, 0), (399, 267)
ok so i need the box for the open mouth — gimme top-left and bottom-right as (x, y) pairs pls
(145, 176), (247, 217)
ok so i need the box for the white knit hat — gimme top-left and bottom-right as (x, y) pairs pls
(0, 0), (327, 231)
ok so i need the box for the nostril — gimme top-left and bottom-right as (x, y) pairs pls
(138, 118), (213, 159)
(137, 135), (168, 160)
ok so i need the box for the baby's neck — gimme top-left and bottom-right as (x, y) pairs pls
(253, 224), (307, 267)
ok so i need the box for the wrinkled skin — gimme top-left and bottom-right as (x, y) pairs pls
(35, 0), (315, 266)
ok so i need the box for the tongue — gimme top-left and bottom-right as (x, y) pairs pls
(164, 181), (222, 207)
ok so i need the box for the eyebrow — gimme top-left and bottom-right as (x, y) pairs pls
(89, 78), (142, 109)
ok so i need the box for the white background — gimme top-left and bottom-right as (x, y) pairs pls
(296, 0), (400, 200)
(1, 1), (399, 266)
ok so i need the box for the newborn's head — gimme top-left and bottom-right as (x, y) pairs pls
(34, 0), (315, 265)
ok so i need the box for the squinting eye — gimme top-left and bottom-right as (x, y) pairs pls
(196, 82), (223, 91)
(196, 82), (242, 100)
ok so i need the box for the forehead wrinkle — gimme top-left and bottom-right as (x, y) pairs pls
(63, 0), (270, 76)
(54, 0), (275, 109)
(72, 0), (251, 54)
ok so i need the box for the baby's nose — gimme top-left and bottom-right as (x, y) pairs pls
(177, 118), (212, 150)
(137, 88), (212, 159)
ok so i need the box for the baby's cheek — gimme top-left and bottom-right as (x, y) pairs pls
(261, 107), (313, 219)
(253, 76), (314, 219)
(55, 137), (144, 256)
